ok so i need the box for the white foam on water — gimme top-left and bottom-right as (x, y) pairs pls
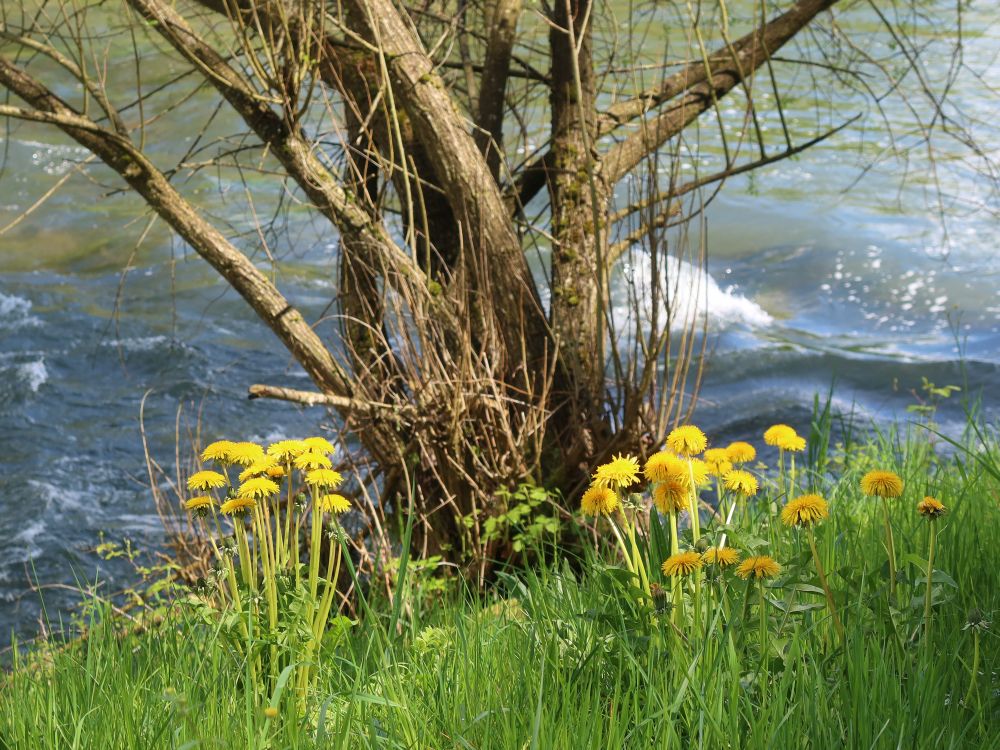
(0, 292), (40, 329)
(99, 335), (169, 352)
(613, 255), (773, 332)
(11, 519), (47, 561)
(17, 360), (48, 392)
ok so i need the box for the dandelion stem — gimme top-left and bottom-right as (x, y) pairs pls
(687, 459), (701, 543)
(807, 526), (845, 643)
(923, 521), (937, 648)
(964, 628), (980, 708)
(880, 497), (897, 603)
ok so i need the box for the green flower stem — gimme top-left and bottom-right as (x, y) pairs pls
(880, 497), (898, 602)
(806, 526), (845, 643)
(758, 581), (769, 668)
(964, 628), (980, 708)
(719, 490), (736, 549)
(687, 459), (701, 543)
(233, 521), (255, 592)
(923, 520), (937, 647)
(624, 516), (651, 597)
(608, 515), (636, 576)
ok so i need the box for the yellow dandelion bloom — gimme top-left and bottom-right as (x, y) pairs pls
(722, 469), (759, 497)
(201, 440), (235, 464)
(306, 468), (344, 488)
(781, 494), (829, 527)
(661, 551), (703, 577)
(228, 442), (265, 466)
(267, 439), (309, 461)
(736, 555), (782, 580)
(776, 433), (806, 452)
(318, 493), (351, 514)
(591, 454), (641, 491)
(652, 478), (689, 514)
(266, 465), (286, 479)
(644, 451), (687, 483)
(184, 495), (213, 511)
(861, 470), (904, 498)
(294, 451), (333, 471)
(666, 425), (707, 456)
(703, 547), (740, 567)
(187, 470), (227, 491)
(237, 476), (280, 499)
(917, 496), (946, 519)
(726, 441), (756, 464)
(703, 448), (733, 477)
(303, 436), (335, 455)
(763, 424), (796, 447)
(238, 456), (280, 482)
(220, 496), (255, 515)
(581, 485), (619, 516)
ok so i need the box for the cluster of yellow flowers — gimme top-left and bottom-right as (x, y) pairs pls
(185, 437), (350, 518)
(184, 434), (354, 703)
(581, 423), (947, 638)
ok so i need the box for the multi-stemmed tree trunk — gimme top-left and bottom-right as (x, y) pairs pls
(1, 0), (936, 563)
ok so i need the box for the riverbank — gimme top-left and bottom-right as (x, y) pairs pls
(2, 417), (997, 749)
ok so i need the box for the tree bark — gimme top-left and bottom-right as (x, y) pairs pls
(548, 0), (608, 448)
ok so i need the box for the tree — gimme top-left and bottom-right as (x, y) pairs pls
(0, 0), (976, 566)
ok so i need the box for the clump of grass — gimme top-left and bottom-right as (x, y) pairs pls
(1, 415), (998, 748)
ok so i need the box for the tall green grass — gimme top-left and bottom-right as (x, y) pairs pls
(2, 416), (998, 749)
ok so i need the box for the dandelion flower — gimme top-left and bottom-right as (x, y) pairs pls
(703, 547), (740, 568)
(722, 469), (759, 497)
(294, 451), (333, 471)
(267, 439), (308, 461)
(201, 440), (235, 464)
(187, 470), (227, 491)
(917, 496), (946, 519)
(861, 470), (904, 498)
(266, 465), (286, 479)
(591, 454), (641, 491)
(703, 448), (733, 477)
(184, 495), (213, 511)
(644, 451), (687, 483)
(763, 424), (796, 447)
(581, 484), (619, 516)
(303, 436), (335, 455)
(228, 442), (265, 466)
(653, 478), (689, 514)
(777, 433), (806, 453)
(661, 551), (703, 577)
(736, 555), (781, 580)
(220, 496), (255, 515)
(666, 425), (707, 456)
(237, 476), (280, 499)
(726, 441), (756, 464)
(318, 493), (351, 514)
(306, 468), (344, 488)
(781, 494), (829, 527)
(238, 456), (280, 482)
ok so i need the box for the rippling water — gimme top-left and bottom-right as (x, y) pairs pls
(1, 2), (998, 643)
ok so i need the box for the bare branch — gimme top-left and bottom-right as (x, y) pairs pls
(475, 0), (523, 180)
(0, 55), (352, 399)
(602, 0), (840, 184)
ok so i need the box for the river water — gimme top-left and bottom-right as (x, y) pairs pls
(1, 3), (997, 644)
